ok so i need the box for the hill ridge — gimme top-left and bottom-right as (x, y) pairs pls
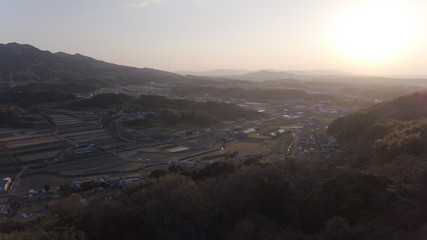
(0, 42), (184, 85)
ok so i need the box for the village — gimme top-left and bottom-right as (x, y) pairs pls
(0, 87), (356, 221)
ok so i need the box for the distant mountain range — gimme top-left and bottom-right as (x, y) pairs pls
(178, 69), (427, 86)
(176, 69), (352, 81)
(0, 43), (185, 86)
(1, 43), (426, 88)
(176, 69), (252, 76)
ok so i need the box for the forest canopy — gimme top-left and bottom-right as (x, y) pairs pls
(328, 92), (427, 160)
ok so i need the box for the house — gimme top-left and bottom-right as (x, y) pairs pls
(320, 136), (339, 152)
(271, 128), (288, 137)
(67, 144), (97, 156)
(242, 128), (256, 135)
(96, 177), (106, 185)
(277, 129), (287, 134)
(28, 189), (36, 199)
(0, 178), (12, 191)
(119, 177), (142, 187)
(15, 213), (32, 221)
(270, 132), (278, 137)
(327, 136), (337, 144)
(305, 136), (316, 145)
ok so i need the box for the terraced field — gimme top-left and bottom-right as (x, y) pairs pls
(0, 129), (67, 163)
(48, 110), (120, 147)
(0, 149), (17, 166)
(42, 153), (129, 176)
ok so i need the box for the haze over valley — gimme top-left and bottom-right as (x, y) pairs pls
(1, 0), (427, 239)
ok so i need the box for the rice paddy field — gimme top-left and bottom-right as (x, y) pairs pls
(117, 136), (222, 161)
(180, 138), (219, 149)
(48, 110), (120, 148)
(226, 139), (273, 155)
(42, 153), (129, 176)
(0, 105), (302, 196)
(0, 128), (67, 163)
(0, 149), (18, 166)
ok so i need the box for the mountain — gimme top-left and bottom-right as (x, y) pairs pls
(176, 69), (252, 77)
(0, 43), (185, 86)
(223, 69), (363, 82)
(287, 69), (352, 76)
(200, 69), (427, 86)
(177, 69), (353, 80)
(225, 70), (299, 81)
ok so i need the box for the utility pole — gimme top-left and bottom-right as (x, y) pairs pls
(10, 72), (14, 88)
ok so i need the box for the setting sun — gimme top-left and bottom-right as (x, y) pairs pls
(335, 2), (414, 62)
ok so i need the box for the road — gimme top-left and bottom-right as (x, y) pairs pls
(290, 132), (300, 157)
(9, 165), (30, 194)
(44, 118), (79, 147)
(114, 118), (136, 143)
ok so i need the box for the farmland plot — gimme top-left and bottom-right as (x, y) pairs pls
(5, 136), (61, 149)
(48, 111), (119, 147)
(14, 175), (70, 194)
(12, 143), (64, 155)
(0, 133), (51, 142)
(180, 138), (218, 149)
(17, 150), (63, 162)
(45, 154), (129, 176)
(227, 139), (272, 155)
(0, 150), (17, 166)
(129, 152), (170, 162)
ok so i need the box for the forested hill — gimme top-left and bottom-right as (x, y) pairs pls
(328, 92), (427, 160)
(171, 85), (335, 102)
(0, 43), (185, 85)
(66, 93), (264, 125)
(366, 92), (427, 120)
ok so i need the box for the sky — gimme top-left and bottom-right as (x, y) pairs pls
(1, 0), (427, 76)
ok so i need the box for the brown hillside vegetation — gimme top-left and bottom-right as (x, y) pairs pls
(0, 157), (426, 239)
(328, 92), (427, 160)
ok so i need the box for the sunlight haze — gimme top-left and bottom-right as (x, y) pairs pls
(1, 0), (427, 76)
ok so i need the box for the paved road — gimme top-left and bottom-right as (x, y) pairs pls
(9, 165), (30, 194)
(114, 118), (136, 143)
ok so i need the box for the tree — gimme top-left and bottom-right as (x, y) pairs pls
(149, 169), (168, 179)
(161, 108), (182, 124)
(57, 184), (74, 197)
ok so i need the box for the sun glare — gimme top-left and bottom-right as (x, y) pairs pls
(335, 2), (414, 62)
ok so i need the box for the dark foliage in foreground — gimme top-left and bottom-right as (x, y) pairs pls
(1, 155), (426, 240)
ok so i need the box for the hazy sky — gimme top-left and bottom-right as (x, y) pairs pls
(1, 0), (427, 76)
